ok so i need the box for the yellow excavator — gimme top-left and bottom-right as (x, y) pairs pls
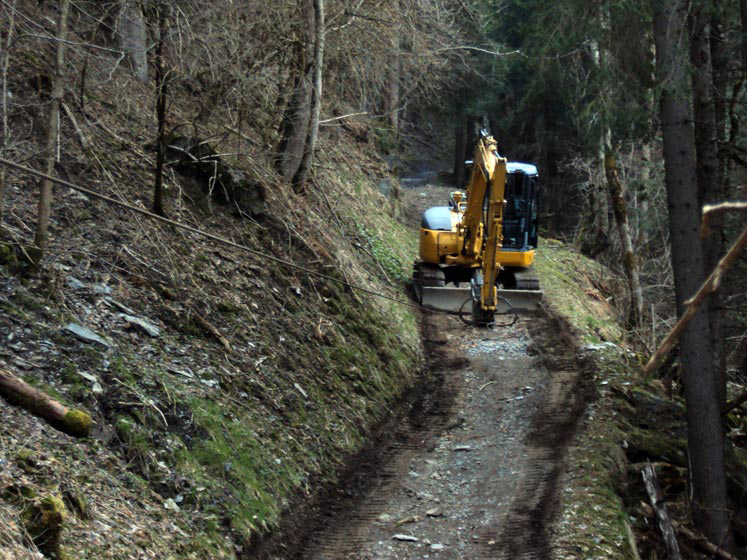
(412, 131), (542, 324)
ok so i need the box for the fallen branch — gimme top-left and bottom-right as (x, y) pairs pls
(722, 389), (747, 416)
(640, 503), (738, 560)
(0, 368), (92, 437)
(319, 111), (369, 125)
(643, 224), (747, 375)
(192, 310), (231, 352)
(61, 102), (88, 149)
(642, 462), (682, 559)
(700, 202), (747, 237)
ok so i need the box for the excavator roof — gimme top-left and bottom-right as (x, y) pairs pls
(464, 161), (538, 176)
(507, 162), (538, 175)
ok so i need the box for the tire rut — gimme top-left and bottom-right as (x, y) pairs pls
(495, 317), (588, 559)
(263, 310), (588, 559)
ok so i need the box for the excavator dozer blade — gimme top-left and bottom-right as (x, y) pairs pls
(418, 286), (543, 314)
(419, 286), (472, 313)
(495, 288), (543, 313)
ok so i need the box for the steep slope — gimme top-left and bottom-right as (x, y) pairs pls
(0, 3), (429, 558)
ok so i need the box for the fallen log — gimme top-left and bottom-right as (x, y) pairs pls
(0, 368), (91, 437)
(640, 503), (738, 560)
(642, 462), (682, 560)
(192, 310), (232, 352)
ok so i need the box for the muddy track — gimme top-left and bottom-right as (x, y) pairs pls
(253, 312), (463, 559)
(496, 315), (589, 559)
(261, 308), (588, 559)
(292, 313), (465, 559)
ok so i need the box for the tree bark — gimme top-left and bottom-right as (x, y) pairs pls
(0, 0), (16, 223)
(32, 0), (70, 266)
(710, 0), (728, 193)
(152, 1), (168, 217)
(0, 369), (92, 437)
(591, 5), (612, 256)
(387, 1), (401, 135)
(605, 153), (643, 327)
(651, 0), (733, 548)
(741, 0), (747, 70)
(118, 0), (148, 84)
(453, 106), (466, 188)
(292, 0), (325, 194)
(690, 2), (727, 409)
(277, 0), (315, 183)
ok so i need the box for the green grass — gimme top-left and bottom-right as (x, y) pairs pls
(534, 238), (637, 558)
(534, 238), (624, 343)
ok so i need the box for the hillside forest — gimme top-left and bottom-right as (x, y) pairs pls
(1, 0), (747, 559)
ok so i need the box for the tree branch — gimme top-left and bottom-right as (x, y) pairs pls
(643, 209), (747, 375)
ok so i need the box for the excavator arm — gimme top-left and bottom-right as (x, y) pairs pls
(446, 132), (508, 320)
(480, 152), (507, 314)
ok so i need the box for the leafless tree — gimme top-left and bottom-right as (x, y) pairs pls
(32, 0), (70, 266)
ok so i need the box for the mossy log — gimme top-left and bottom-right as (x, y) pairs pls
(0, 368), (91, 437)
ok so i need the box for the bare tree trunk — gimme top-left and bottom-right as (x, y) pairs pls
(152, 2), (168, 217)
(691, 2), (726, 409)
(453, 107), (466, 188)
(710, 0), (728, 191)
(277, 0), (315, 182)
(292, 0), (325, 194)
(651, 0), (733, 548)
(638, 144), (652, 250)
(32, 0), (70, 266)
(741, 0), (747, 70)
(387, 1), (401, 135)
(118, 0), (148, 84)
(605, 153), (643, 327)
(0, 0), (16, 223)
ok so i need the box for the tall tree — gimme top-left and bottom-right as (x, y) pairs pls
(651, 0), (733, 547)
(292, 0), (325, 194)
(118, 0), (148, 85)
(33, 0), (70, 266)
(277, 0), (315, 183)
(0, 0), (17, 223)
(604, 153), (643, 327)
(152, 1), (169, 217)
(453, 106), (467, 188)
(690, 0), (727, 408)
(387, 0), (402, 135)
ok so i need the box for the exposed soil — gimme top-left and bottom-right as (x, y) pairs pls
(260, 175), (590, 559)
(276, 310), (587, 560)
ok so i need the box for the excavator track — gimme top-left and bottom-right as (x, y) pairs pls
(512, 267), (541, 291)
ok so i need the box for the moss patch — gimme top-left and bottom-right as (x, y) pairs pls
(23, 495), (68, 559)
(535, 239), (624, 344)
(535, 240), (636, 558)
(62, 409), (92, 438)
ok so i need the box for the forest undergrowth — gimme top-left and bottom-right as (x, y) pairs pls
(0, 2), (438, 558)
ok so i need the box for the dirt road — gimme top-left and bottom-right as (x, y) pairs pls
(290, 308), (585, 560)
(262, 173), (587, 560)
